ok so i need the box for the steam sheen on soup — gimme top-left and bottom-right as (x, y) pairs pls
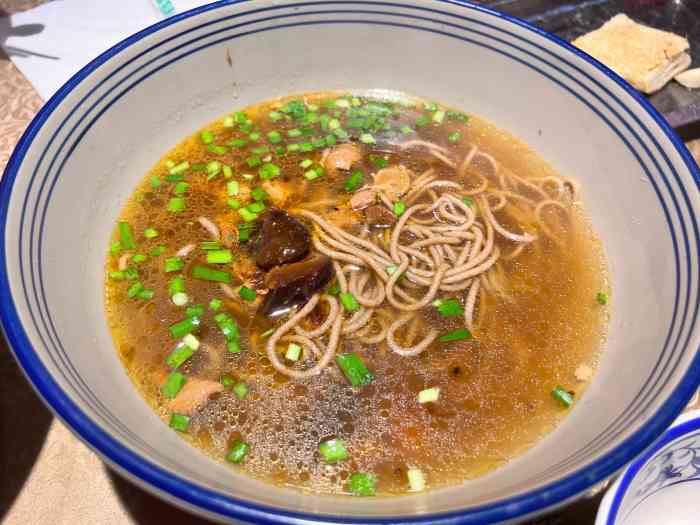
(105, 92), (609, 496)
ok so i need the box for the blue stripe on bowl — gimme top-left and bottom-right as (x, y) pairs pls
(2, 1), (700, 523)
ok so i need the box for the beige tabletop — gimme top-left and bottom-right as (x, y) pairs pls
(1, 2), (699, 524)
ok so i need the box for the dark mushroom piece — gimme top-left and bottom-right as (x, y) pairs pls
(254, 208), (311, 270)
(258, 255), (334, 318)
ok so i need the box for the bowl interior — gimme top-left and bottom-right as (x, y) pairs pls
(3, 1), (700, 522)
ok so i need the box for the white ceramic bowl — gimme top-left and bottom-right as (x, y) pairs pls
(596, 408), (700, 525)
(2, 1), (700, 523)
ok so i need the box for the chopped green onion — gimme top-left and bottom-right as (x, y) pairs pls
(215, 312), (240, 340)
(227, 340), (241, 353)
(162, 372), (186, 399)
(168, 276), (185, 296)
(223, 165), (233, 178)
(370, 156), (388, 169)
(226, 441), (250, 463)
(242, 173), (254, 181)
(415, 116), (430, 127)
(151, 175), (161, 189)
(336, 353), (374, 386)
(287, 128), (302, 138)
(169, 316), (201, 339)
(447, 111), (469, 123)
(304, 168), (323, 181)
(118, 221), (136, 250)
(393, 201), (406, 216)
(267, 130), (282, 144)
(386, 265), (399, 276)
(223, 115), (235, 128)
(137, 289), (154, 301)
(250, 187), (268, 201)
(433, 110), (446, 124)
(167, 197), (186, 213)
(172, 292), (189, 306)
(259, 162), (281, 180)
(228, 138), (248, 148)
(448, 131), (462, 143)
(260, 327), (275, 339)
(596, 292), (608, 305)
(150, 245), (166, 257)
(206, 161), (221, 176)
(247, 157), (262, 168)
(238, 208), (258, 222)
(400, 125), (413, 135)
(418, 387), (440, 404)
(359, 133), (376, 144)
(269, 110), (283, 122)
(344, 170), (364, 193)
(252, 145), (269, 156)
(173, 181), (189, 196)
(192, 266), (231, 283)
(234, 111), (248, 124)
(109, 271), (125, 280)
(439, 328), (472, 342)
(239, 286), (257, 302)
(319, 438), (348, 463)
(407, 468), (426, 492)
(227, 199), (241, 209)
(200, 241), (222, 251)
(348, 473), (376, 496)
(286, 143), (300, 152)
(299, 159), (313, 169)
(131, 254), (147, 264)
(123, 267), (139, 280)
(552, 386), (574, 408)
(166, 343), (195, 369)
(110, 240), (122, 255)
(325, 134), (337, 146)
(127, 281), (144, 298)
(206, 249), (233, 264)
(424, 102), (438, 112)
(169, 161), (190, 176)
(200, 130), (214, 144)
(144, 228), (159, 239)
(191, 163), (206, 172)
(208, 144), (227, 155)
(221, 375), (235, 388)
(186, 304), (204, 318)
(233, 382), (249, 400)
(246, 201), (266, 214)
(238, 222), (256, 242)
(434, 298), (463, 317)
(164, 257), (184, 273)
(209, 298), (223, 311)
(462, 196), (474, 207)
(285, 343), (302, 361)
(339, 292), (360, 312)
(165, 173), (184, 183)
(327, 281), (341, 296)
(169, 413), (190, 432)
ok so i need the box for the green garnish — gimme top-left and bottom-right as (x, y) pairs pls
(169, 413), (190, 432)
(319, 438), (348, 463)
(433, 298), (464, 317)
(359, 133), (376, 144)
(432, 110), (445, 124)
(208, 144), (227, 155)
(393, 201), (406, 216)
(327, 281), (341, 296)
(348, 473), (377, 496)
(209, 298), (223, 311)
(173, 181), (189, 196)
(167, 197), (186, 213)
(206, 250), (233, 264)
(164, 257), (184, 273)
(259, 163), (280, 180)
(150, 245), (166, 257)
(446, 111), (469, 123)
(166, 343), (195, 369)
(144, 227), (159, 239)
(285, 343), (302, 361)
(169, 316), (201, 339)
(214, 312), (240, 341)
(220, 375), (235, 388)
(186, 304), (204, 318)
(200, 241), (222, 251)
(110, 240), (121, 255)
(239, 286), (257, 302)
(168, 161), (190, 176)
(370, 156), (388, 169)
(596, 292), (608, 305)
(192, 266), (231, 283)
(418, 387), (441, 404)
(238, 207), (259, 222)
(162, 372), (186, 399)
(438, 328), (472, 342)
(168, 276), (185, 296)
(131, 254), (147, 264)
(118, 221), (136, 250)
(448, 131), (462, 143)
(233, 382), (249, 400)
(150, 175), (161, 189)
(226, 441), (250, 463)
(250, 187), (268, 201)
(127, 281), (144, 298)
(552, 386), (574, 408)
(335, 353), (374, 386)
(200, 130), (214, 144)
(415, 116), (430, 127)
(339, 292), (360, 312)
(462, 196), (474, 207)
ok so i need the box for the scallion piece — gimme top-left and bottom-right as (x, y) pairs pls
(127, 281), (144, 298)
(144, 228), (159, 239)
(462, 196), (474, 207)
(166, 343), (195, 369)
(438, 328), (472, 342)
(596, 292), (608, 305)
(287, 128), (302, 138)
(206, 249), (233, 264)
(448, 131), (462, 143)
(552, 386), (574, 408)
(208, 144), (227, 155)
(227, 340), (241, 353)
(221, 375), (235, 388)
(223, 115), (235, 128)
(234, 111), (248, 124)
(164, 257), (184, 273)
(206, 161), (221, 176)
(165, 173), (184, 183)
(239, 286), (256, 302)
(348, 472), (376, 496)
(400, 125), (413, 135)
(169, 316), (201, 339)
(131, 254), (147, 264)
(192, 265), (231, 283)
(304, 168), (323, 181)
(150, 245), (166, 257)
(214, 312), (240, 340)
(228, 138), (248, 148)
(407, 468), (426, 492)
(247, 157), (262, 168)
(250, 187), (268, 201)
(344, 170), (364, 193)
(109, 271), (125, 280)
(327, 281), (341, 296)
(200, 240), (222, 251)
(118, 221), (136, 250)
(269, 110), (283, 122)
(123, 267), (139, 280)
(227, 199), (241, 209)
(246, 202), (266, 214)
(259, 162), (280, 180)
(168, 276), (185, 296)
(339, 292), (360, 312)
(233, 382), (249, 400)
(110, 240), (121, 255)
(169, 413), (190, 432)
(226, 440), (250, 463)
(325, 134), (337, 146)
(285, 343), (302, 361)
(223, 165), (233, 178)
(386, 265), (399, 276)
(162, 372), (186, 399)
(252, 145), (269, 156)
(447, 111), (469, 123)
(299, 159), (313, 169)
(433, 110), (446, 123)
(186, 304), (204, 318)
(137, 288), (154, 301)
(415, 116), (430, 127)
(418, 387), (440, 404)
(200, 130), (214, 144)
(173, 181), (189, 196)
(336, 353), (374, 386)
(151, 175), (161, 189)
(434, 298), (463, 317)
(167, 197), (186, 213)
(169, 161), (190, 176)
(238, 222), (256, 242)
(238, 208), (258, 222)
(393, 201), (406, 216)
(319, 438), (348, 463)
(209, 298), (223, 311)
(359, 133), (376, 144)
(266, 130), (282, 144)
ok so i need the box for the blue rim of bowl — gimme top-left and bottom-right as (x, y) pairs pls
(2, 0), (700, 523)
(605, 413), (700, 524)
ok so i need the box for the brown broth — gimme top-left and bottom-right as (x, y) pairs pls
(105, 92), (609, 495)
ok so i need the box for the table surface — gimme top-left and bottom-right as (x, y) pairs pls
(2, 1), (700, 524)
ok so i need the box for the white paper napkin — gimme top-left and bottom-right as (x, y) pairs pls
(1, 0), (214, 100)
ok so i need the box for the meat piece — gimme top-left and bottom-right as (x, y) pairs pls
(323, 143), (363, 173)
(350, 188), (378, 211)
(365, 204), (397, 229)
(259, 254), (333, 317)
(254, 208), (311, 270)
(168, 378), (224, 415)
(374, 165), (412, 200)
(261, 180), (292, 207)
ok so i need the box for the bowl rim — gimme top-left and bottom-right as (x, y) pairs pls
(2, 0), (700, 523)
(596, 408), (700, 525)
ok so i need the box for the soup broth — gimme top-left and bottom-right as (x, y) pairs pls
(105, 92), (608, 496)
